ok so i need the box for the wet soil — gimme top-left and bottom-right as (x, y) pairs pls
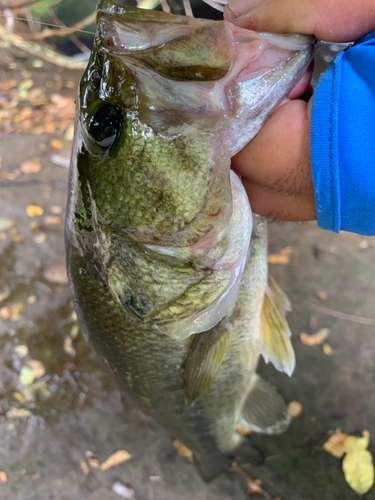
(1, 43), (375, 500)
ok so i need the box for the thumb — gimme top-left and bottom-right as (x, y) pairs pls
(224, 0), (375, 42)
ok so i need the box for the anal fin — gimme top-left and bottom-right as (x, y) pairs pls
(240, 374), (290, 435)
(260, 277), (295, 376)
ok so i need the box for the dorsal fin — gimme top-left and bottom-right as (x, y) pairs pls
(184, 328), (231, 406)
(259, 276), (295, 376)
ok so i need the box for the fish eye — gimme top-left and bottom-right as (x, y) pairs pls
(87, 102), (123, 150)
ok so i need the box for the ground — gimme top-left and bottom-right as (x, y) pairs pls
(1, 43), (375, 500)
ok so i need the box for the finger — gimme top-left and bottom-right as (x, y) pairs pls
(232, 99), (312, 196)
(242, 180), (316, 220)
(225, 0), (375, 42)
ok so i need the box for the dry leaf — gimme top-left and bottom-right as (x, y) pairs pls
(323, 343), (334, 356)
(45, 216), (61, 225)
(27, 359), (46, 379)
(317, 291), (328, 301)
(0, 307), (10, 320)
(343, 436), (374, 495)
(85, 451), (100, 469)
(0, 471), (7, 483)
(20, 158), (41, 174)
(300, 328), (330, 346)
(9, 408), (31, 418)
(0, 218), (15, 231)
(15, 345), (29, 358)
(80, 459), (90, 477)
(20, 365), (35, 386)
(112, 481), (135, 499)
(50, 139), (64, 149)
(323, 432), (348, 458)
(26, 205), (44, 217)
(43, 265), (68, 284)
(173, 440), (194, 462)
(10, 302), (24, 321)
(34, 233), (47, 244)
(26, 295), (37, 305)
(100, 450), (132, 470)
(50, 205), (62, 214)
(268, 254), (290, 264)
(280, 246), (294, 255)
(288, 401), (303, 419)
(236, 422), (253, 437)
(44, 123), (55, 134)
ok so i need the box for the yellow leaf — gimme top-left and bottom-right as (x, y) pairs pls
(50, 139), (64, 149)
(268, 254), (290, 264)
(346, 434), (370, 453)
(323, 343), (334, 356)
(300, 328), (330, 346)
(343, 449), (374, 495)
(26, 205), (44, 217)
(323, 433), (348, 458)
(9, 408), (31, 418)
(100, 450), (132, 470)
(317, 291), (328, 301)
(288, 401), (303, 419)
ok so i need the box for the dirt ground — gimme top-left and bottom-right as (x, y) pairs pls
(1, 44), (375, 500)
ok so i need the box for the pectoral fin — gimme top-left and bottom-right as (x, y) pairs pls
(184, 328), (231, 406)
(260, 277), (295, 376)
(240, 374), (290, 434)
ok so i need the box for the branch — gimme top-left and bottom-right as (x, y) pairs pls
(0, 23), (87, 69)
(29, 12), (96, 40)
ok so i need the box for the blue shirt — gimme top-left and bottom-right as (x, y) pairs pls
(311, 30), (375, 235)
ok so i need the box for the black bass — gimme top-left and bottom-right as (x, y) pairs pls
(66, 0), (315, 478)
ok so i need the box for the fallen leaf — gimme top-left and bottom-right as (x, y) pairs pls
(317, 291), (328, 301)
(44, 122), (56, 134)
(30, 220), (41, 232)
(343, 435), (374, 495)
(9, 408), (31, 418)
(50, 139), (64, 149)
(11, 233), (24, 243)
(268, 254), (290, 264)
(323, 432), (348, 458)
(359, 240), (370, 249)
(85, 451), (100, 469)
(100, 450), (132, 470)
(0, 471), (7, 483)
(64, 123), (74, 141)
(14, 381), (49, 404)
(288, 401), (303, 419)
(0, 307), (10, 320)
(300, 328), (330, 346)
(50, 205), (62, 214)
(20, 158), (42, 174)
(10, 302), (24, 321)
(280, 246), (294, 255)
(26, 295), (37, 305)
(0, 79), (17, 90)
(44, 216), (61, 225)
(70, 324), (79, 339)
(0, 218), (16, 231)
(80, 459), (90, 477)
(236, 422), (253, 437)
(43, 265), (68, 284)
(32, 59), (44, 68)
(27, 359), (46, 379)
(173, 440), (194, 462)
(26, 205), (44, 217)
(34, 233), (46, 244)
(112, 481), (135, 498)
(323, 343), (334, 356)
(20, 365), (35, 386)
(15, 345), (29, 358)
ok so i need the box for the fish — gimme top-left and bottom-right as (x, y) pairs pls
(65, 0), (316, 479)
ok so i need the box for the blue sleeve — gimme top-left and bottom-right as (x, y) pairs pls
(310, 30), (375, 235)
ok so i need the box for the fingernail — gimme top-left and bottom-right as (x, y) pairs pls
(225, 0), (264, 19)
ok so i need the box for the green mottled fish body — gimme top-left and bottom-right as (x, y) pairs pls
(66, 1), (316, 472)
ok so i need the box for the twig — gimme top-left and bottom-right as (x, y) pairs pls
(0, 23), (87, 69)
(0, 0), (44, 10)
(232, 461), (281, 500)
(48, 10), (90, 54)
(29, 12), (95, 40)
(296, 300), (375, 326)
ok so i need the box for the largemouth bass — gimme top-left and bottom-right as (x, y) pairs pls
(66, 1), (316, 478)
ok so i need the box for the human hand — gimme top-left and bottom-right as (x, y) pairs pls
(224, 0), (375, 221)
